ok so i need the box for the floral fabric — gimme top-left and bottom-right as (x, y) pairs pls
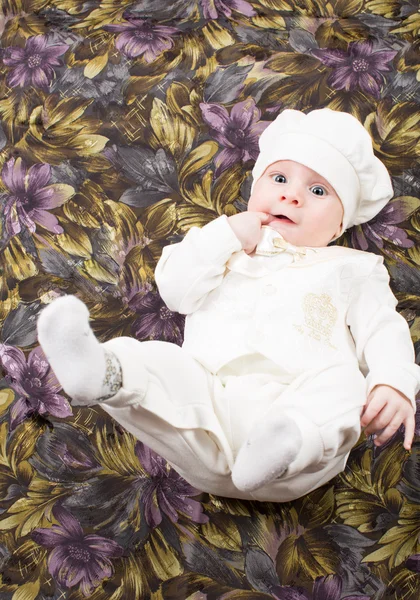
(0, 1), (419, 599)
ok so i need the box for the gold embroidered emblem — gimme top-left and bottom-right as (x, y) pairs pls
(294, 293), (337, 348)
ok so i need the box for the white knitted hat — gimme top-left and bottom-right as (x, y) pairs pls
(251, 108), (393, 233)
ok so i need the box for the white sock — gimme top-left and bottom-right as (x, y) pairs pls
(37, 295), (121, 405)
(232, 414), (302, 492)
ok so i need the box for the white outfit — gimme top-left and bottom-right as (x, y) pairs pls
(99, 216), (420, 502)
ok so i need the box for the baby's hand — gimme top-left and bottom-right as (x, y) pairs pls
(361, 384), (415, 450)
(228, 212), (271, 254)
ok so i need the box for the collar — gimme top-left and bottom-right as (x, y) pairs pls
(227, 227), (320, 277)
(253, 226), (318, 260)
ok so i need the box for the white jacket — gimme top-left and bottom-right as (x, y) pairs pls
(155, 216), (420, 410)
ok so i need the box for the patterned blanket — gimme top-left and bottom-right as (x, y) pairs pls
(0, 1), (419, 599)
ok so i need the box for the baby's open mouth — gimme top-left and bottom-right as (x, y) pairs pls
(271, 214), (295, 224)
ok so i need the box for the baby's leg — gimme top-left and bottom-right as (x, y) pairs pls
(232, 363), (366, 493)
(37, 296), (125, 405)
(232, 414), (302, 492)
(38, 296), (233, 488)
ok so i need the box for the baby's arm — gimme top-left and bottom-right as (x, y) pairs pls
(156, 212), (270, 314)
(155, 215), (242, 314)
(346, 259), (420, 448)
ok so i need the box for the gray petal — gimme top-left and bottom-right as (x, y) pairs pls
(204, 64), (254, 104)
(1, 301), (40, 347)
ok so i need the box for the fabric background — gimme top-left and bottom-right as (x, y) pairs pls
(0, 1), (420, 599)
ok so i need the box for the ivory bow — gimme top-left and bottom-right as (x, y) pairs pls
(271, 236), (307, 257)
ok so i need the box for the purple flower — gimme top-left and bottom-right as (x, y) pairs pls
(273, 575), (371, 600)
(406, 554), (420, 572)
(351, 198), (415, 251)
(1, 157), (73, 238)
(311, 40), (397, 98)
(32, 504), (123, 597)
(311, 575), (370, 600)
(129, 289), (185, 346)
(200, 98), (269, 177)
(2, 35), (68, 89)
(135, 442), (208, 528)
(0, 344), (72, 430)
(202, 0), (256, 19)
(103, 17), (178, 62)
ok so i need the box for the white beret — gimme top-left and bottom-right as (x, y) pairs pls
(251, 108), (393, 234)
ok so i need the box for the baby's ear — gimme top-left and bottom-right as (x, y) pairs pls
(334, 222), (344, 238)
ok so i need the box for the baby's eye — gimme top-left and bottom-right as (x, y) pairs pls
(311, 186), (326, 196)
(272, 174), (286, 183)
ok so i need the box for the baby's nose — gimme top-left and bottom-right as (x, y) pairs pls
(280, 190), (301, 204)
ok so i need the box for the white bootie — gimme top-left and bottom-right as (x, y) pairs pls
(232, 415), (302, 492)
(37, 295), (110, 405)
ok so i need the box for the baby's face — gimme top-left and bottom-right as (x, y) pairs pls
(247, 160), (344, 247)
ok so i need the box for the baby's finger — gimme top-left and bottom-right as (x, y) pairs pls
(252, 212), (270, 223)
(360, 396), (387, 427)
(403, 413), (415, 451)
(364, 405), (396, 435)
(373, 416), (402, 446)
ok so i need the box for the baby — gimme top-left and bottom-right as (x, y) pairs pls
(37, 108), (420, 502)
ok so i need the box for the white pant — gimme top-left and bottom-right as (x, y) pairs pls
(100, 337), (367, 502)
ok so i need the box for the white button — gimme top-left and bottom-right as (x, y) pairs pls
(263, 284), (276, 296)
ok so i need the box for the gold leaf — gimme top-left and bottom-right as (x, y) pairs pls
(73, 1), (131, 29)
(266, 52), (321, 74)
(300, 486), (335, 528)
(166, 82), (201, 127)
(335, 0), (365, 17)
(251, 15), (286, 29)
(260, 72), (325, 109)
(0, 422), (9, 466)
(336, 490), (386, 533)
(62, 200), (100, 228)
(150, 98), (196, 161)
(43, 95), (92, 128)
(0, 484), (65, 537)
(258, 0), (293, 8)
(9, 419), (42, 469)
(94, 425), (140, 476)
(316, 18), (368, 47)
(183, 170), (213, 210)
(372, 440), (408, 491)
(2, 237), (38, 282)
(213, 163), (246, 214)
(392, 14), (420, 37)
(275, 534), (300, 582)
(176, 204), (217, 233)
(0, 389), (15, 416)
(363, 521), (420, 568)
(179, 141), (219, 187)
(12, 580), (40, 600)
(202, 517), (242, 551)
(142, 199), (178, 239)
(126, 74), (167, 104)
(364, 102), (420, 174)
(325, 90), (376, 122)
(84, 258), (119, 284)
(56, 221), (93, 258)
(409, 317), (420, 343)
(202, 21), (235, 49)
(84, 52), (109, 79)
(72, 134), (109, 156)
(299, 529), (341, 579)
(145, 529), (182, 580)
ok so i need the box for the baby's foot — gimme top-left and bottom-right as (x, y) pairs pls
(232, 415), (302, 492)
(37, 295), (115, 405)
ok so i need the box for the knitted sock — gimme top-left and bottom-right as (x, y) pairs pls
(37, 295), (122, 405)
(232, 414), (302, 492)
